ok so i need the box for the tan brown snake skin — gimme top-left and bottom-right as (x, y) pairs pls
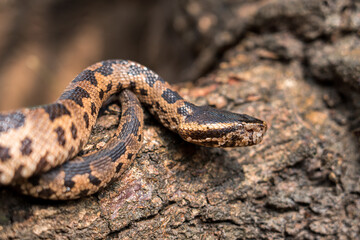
(0, 60), (267, 200)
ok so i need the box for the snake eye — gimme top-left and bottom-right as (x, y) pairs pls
(177, 105), (267, 148)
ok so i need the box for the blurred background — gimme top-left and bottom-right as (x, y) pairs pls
(0, 0), (359, 113)
(0, 0), (230, 110)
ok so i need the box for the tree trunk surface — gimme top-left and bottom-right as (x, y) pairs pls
(0, 0), (359, 239)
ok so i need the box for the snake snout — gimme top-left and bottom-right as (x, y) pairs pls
(238, 120), (267, 146)
(211, 119), (267, 148)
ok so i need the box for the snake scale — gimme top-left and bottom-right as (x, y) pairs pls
(0, 60), (267, 200)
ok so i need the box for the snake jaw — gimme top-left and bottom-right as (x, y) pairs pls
(178, 119), (267, 148)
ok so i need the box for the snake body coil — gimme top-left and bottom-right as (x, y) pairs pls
(0, 60), (267, 200)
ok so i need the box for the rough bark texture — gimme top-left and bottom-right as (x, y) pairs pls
(0, 0), (360, 239)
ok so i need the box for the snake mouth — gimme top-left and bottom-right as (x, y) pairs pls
(178, 119), (268, 148)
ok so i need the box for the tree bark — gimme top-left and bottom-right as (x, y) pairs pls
(0, 0), (359, 239)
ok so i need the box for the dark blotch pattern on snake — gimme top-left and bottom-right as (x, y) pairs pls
(0, 60), (267, 200)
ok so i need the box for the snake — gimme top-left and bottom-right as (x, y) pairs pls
(0, 60), (267, 200)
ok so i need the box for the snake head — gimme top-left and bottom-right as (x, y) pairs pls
(177, 105), (267, 148)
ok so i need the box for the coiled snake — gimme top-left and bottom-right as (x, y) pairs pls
(0, 60), (267, 200)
